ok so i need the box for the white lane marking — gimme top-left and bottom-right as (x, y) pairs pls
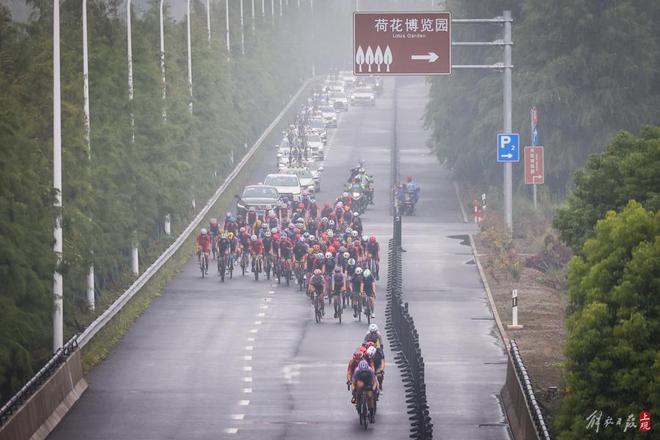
(260, 305), (269, 309)
(230, 414), (245, 420)
(257, 312), (266, 317)
(243, 355), (253, 361)
(254, 320), (263, 325)
(245, 345), (254, 351)
(243, 388), (253, 393)
(249, 329), (258, 334)
(243, 377), (253, 382)
(248, 337), (256, 341)
(243, 366), (253, 372)
(239, 400), (250, 406)
(268, 290), (275, 294)
(265, 298), (273, 303)
(224, 428), (239, 434)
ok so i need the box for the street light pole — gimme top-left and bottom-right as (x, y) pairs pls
(503, 10), (512, 231)
(251, 0), (255, 34)
(206, 0), (211, 46)
(225, 0), (231, 58)
(240, 0), (245, 54)
(127, 0), (139, 275)
(82, 0), (95, 311)
(187, 0), (193, 114)
(53, 0), (64, 352)
(159, 0), (167, 121)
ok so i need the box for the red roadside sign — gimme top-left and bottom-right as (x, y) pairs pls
(353, 12), (452, 75)
(524, 146), (544, 184)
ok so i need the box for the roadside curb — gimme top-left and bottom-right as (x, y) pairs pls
(453, 182), (510, 349)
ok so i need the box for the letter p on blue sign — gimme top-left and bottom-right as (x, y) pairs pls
(497, 133), (520, 163)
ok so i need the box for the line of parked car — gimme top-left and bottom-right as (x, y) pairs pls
(235, 71), (383, 217)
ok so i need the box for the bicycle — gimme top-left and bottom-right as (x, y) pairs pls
(352, 289), (362, 321)
(314, 289), (324, 323)
(199, 252), (209, 278)
(253, 254), (263, 281)
(363, 294), (372, 325)
(295, 263), (305, 291)
(282, 259), (292, 286)
(240, 250), (249, 276)
(333, 290), (343, 324)
(264, 254), (273, 280)
(227, 252), (235, 279)
(356, 389), (373, 429)
(217, 252), (226, 282)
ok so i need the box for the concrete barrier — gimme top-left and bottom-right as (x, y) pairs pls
(0, 350), (87, 440)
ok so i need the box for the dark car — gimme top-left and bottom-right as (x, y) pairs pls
(236, 184), (280, 217)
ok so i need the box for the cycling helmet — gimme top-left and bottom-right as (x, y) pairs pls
(271, 227), (278, 234)
(346, 227), (353, 234)
(336, 201), (343, 209)
(352, 230), (359, 237)
(363, 269), (372, 278)
(314, 268), (322, 275)
(339, 246), (347, 252)
(261, 223), (268, 229)
(321, 217), (328, 223)
(303, 232), (310, 238)
(201, 228), (208, 235)
(298, 202), (305, 209)
(366, 341), (375, 348)
(357, 360), (370, 371)
(353, 212), (360, 218)
(249, 206), (256, 212)
(353, 350), (364, 359)
(343, 251), (350, 259)
(325, 252), (333, 259)
(251, 235), (258, 241)
(269, 211), (277, 218)
(328, 246), (336, 253)
(240, 227), (246, 233)
(313, 244), (321, 252)
(369, 236), (377, 243)
(366, 346), (376, 358)
(348, 258), (356, 266)
(358, 345), (367, 354)
(355, 267), (363, 275)
(342, 192), (349, 198)
(265, 231), (271, 237)
(369, 323), (378, 333)
(228, 232), (234, 239)
(309, 235), (316, 242)
(327, 230), (334, 238)
(225, 212), (232, 218)
(308, 247), (314, 254)
(406, 176), (413, 182)
(288, 223), (295, 230)
(299, 237), (305, 242)
(316, 252), (324, 259)
(210, 218), (217, 225)
(328, 219), (336, 226)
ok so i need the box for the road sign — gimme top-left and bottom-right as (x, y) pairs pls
(530, 106), (539, 145)
(497, 133), (520, 162)
(353, 12), (452, 75)
(524, 146), (544, 184)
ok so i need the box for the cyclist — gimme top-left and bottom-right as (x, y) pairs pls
(351, 360), (379, 423)
(364, 323), (384, 350)
(216, 232), (231, 272)
(351, 267), (364, 318)
(249, 234), (263, 274)
(346, 349), (365, 388)
(196, 228), (212, 275)
(280, 234), (294, 273)
(366, 236), (380, 280)
(362, 269), (376, 319)
(331, 267), (345, 318)
(351, 212), (363, 236)
(228, 232), (239, 267)
(209, 218), (220, 259)
(309, 268), (325, 311)
(294, 237), (308, 269)
(366, 345), (385, 390)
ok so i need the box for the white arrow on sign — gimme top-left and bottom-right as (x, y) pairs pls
(501, 154), (513, 159)
(410, 52), (439, 63)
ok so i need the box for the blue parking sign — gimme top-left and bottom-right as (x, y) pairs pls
(497, 133), (520, 163)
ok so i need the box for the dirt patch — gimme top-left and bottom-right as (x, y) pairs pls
(474, 233), (567, 424)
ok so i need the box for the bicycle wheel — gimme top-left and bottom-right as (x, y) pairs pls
(314, 300), (321, 323)
(219, 257), (225, 282)
(337, 300), (342, 324)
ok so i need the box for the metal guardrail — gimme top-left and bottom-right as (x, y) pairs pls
(385, 217), (433, 439)
(76, 77), (315, 348)
(510, 340), (552, 440)
(0, 336), (78, 426)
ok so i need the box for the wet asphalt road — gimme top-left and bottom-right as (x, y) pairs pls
(50, 81), (409, 440)
(396, 77), (512, 440)
(49, 78), (511, 440)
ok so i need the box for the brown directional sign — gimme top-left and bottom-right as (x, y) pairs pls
(524, 146), (545, 185)
(353, 12), (452, 75)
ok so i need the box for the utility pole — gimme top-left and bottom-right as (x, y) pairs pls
(187, 0), (193, 114)
(225, 0), (231, 58)
(82, 0), (95, 311)
(206, 0), (211, 46)
(53, 0), (64, 352)
(503, 10), (513, 231)
(240, 0), (245, 54)
(251, 0), (256, 34)
(127, 0), (139, 275)
(159, 0), (167, 121)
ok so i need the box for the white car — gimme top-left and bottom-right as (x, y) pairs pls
(263, 173), (301, 201)
(319, 105), (338, 128)
(329, 91), (349, 112)
(351, 87), (376, 106)
(306, 133), (325, 160)
(281, 167), (317, 193)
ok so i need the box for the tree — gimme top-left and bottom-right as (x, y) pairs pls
(554, 127), (660, 251)
(556, 201), (659, 439)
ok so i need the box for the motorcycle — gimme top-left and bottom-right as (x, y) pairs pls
(352, 188), (368, 214)
(400, 191), (416, 216)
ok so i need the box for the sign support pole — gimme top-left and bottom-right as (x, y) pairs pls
(503, 10), (512, 232)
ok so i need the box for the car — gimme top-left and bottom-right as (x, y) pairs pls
(263, 173), (302, 201)
(281, 167), (317, 193)
(306, 132), (325, 160)
(351, 87), (376, 106)
(319, 105), (338, 128)
(305, 161), (324, 191)
(307, 118), (327, 144)
(338, 70), (356, 91)
(329, 91), (349, 112)
(235, 184), (280, 217)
